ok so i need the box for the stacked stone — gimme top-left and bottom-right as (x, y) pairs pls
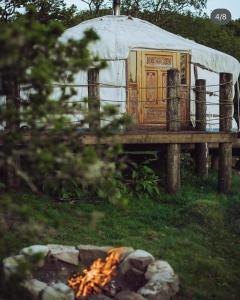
(2, 244), (179, 300)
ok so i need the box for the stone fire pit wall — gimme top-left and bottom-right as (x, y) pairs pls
(2, 244), (179, 300)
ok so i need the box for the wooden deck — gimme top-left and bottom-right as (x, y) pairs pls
(81, 131), (238, 145)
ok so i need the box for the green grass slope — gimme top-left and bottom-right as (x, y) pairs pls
(2, 172), (240, 300)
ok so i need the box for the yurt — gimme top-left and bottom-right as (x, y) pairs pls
(58, 4), (240, 131)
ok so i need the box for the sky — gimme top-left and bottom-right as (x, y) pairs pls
(65, 0), (240, 20)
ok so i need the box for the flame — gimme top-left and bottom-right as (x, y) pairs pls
(67, 247), (123, 298)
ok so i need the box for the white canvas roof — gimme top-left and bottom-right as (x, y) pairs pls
(61, 15), (240, 82)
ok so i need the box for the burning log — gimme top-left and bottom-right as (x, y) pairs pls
(67, 248), (124, 298)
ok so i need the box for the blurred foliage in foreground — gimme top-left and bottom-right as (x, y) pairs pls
(0, 3), (129, 299)
(0, 4), (129, 198)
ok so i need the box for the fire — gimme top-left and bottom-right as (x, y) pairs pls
(67, 247), (123, 298)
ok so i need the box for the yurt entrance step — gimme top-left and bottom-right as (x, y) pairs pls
(127, 50), (190, 129)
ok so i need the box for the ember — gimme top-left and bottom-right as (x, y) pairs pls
(67, 247), (123, 298)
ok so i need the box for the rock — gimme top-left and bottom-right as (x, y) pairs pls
(120, 250), (154, 274)
(23, 279), (47, 300)
(138, 260), (179, 299)
(21, 245), (49, 257)
(119, 247), (134, 262)
(145, 261), (175, 281)
(2, 255), (27, 277)
(119, 249), (154, 291)
(140, 277), (179, 298)
(47, 244), (79, 265)
(20, 245), (49, 267)
(77, 245), (112, 265)
(122, 267), (147, 291)
(42, 283), (74, 300)
(115, 290), (146, 300)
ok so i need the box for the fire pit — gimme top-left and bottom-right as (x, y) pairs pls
(2, 244), (179, 300)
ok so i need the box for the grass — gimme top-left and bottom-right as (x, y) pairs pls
(2, 171), (240, 300)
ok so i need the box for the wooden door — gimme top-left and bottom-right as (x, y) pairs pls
(127, 50), (190, 129)
(140, 51), (180, 127)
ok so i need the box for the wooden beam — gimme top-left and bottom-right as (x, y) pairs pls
(80, 132), (237, 145)
(218, 72), (233, 193)
(195, 79), (208, 177)
(0, 132), (237, 147)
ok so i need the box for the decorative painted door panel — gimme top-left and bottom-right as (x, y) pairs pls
(141, 52), (179, 126)
(127, 50), (190, 129)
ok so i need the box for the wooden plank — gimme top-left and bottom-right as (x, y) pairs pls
(80, 132), (237, 145)
(0, 132), (237, 146)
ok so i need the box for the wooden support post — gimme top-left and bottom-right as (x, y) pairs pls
(167, 144), (180, 193)
(3, 78), (20, 189)
(218, 72), (233, 193)
(88, 68), (100, 130)
(166, 69), (181, 193)
(5, 79), (20, 131)
(211, 154), (219, 171)
(195, 79), (208, 177)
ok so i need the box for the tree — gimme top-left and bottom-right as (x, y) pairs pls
(27, 0), (78, 26)
(73, 0), (207, 25)
(0, 0), (24, 22)
(80, 0), (107, 15)
(0, 0), (78, 27)
(121, 0), (207, 24)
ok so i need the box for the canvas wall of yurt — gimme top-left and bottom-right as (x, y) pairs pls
(55, 14), (240, 131)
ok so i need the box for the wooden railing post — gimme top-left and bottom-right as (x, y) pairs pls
(88, 68), (100, 130)
(166, 69), (181, 194)
(195, 79), (208, 177)
(218, 72), (233, 193)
